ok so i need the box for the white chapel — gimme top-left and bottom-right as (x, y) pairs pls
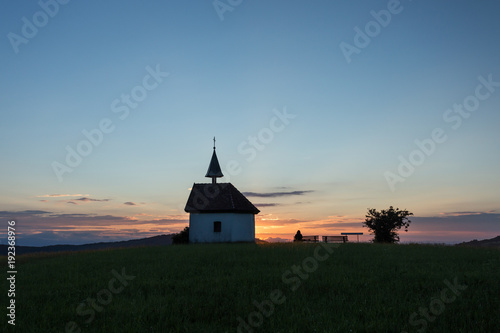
(184, 140), (260, 243)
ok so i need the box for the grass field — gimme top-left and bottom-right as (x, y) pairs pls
(2, 242), (499, 332)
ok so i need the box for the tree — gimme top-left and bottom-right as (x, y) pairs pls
(363, 206), (413, 243)
(172, 227), (189, 244)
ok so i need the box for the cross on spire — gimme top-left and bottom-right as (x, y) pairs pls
(213, 136), (216, 149)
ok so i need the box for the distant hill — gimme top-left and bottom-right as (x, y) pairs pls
(0, 234), (173, 256)
(457, 235), (500, 248)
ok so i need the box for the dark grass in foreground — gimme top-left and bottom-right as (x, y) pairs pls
(1, 243), (499, 332)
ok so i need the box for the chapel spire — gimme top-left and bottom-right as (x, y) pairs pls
(205, 137), (223, 184)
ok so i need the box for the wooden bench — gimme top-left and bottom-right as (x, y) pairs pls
(322, 235), (348, 243)
(302, 235), (319, 243)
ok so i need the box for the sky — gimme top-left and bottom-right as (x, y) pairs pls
(1, 0), (499, 246)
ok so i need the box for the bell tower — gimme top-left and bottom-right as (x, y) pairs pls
(205, 137), (223, 184)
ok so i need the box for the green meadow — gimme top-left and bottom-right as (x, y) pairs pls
(2, 243), (499, 332)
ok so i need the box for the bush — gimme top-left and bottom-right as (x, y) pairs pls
(172, 226), (189, 244)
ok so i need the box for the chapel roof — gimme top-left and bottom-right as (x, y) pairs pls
(184, 183), (260, 214)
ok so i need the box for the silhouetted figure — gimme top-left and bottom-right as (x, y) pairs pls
(294, 230), (303, 242)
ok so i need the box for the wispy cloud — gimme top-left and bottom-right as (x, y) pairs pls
(36, 194), (109, 205)
(255, 203), (281, 207)
(257, 217), (305, 226)
(0, 210), (50, 216)
(243, 190), (314, 198)
(412, 213), (500, 230)
(255, 202), (310, 207)
(36, 194), (90, 198)
(64, 197), (110, 205)
(76, 197), (110, 202)
(124, 202), (137, 206)
(439, 211), (484, 217)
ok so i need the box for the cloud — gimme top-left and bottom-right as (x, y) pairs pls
(36, 194), (90, 198)
(63, 197), (111, 205)
(0, 210), (51, 217)
(242, 190), (314, 198)
(312, 221), (364, 229)
(254, 202), (309, 207)
(35, 195), (110, 205)
(255, 203), (281, 207)
(257, 217), (305, 226)
(124, 202), (137, 206)
(48, 213), (132, 221)
(75, 197), (110, 202)
(411, 213), (500, 231)
(439, 211), (484, 217)
(48, 213), (90, 218)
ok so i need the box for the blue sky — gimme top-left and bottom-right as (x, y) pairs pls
(1, 0), (499, 246)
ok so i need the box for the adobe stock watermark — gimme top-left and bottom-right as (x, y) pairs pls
(235, 243), (339, 332)
(402, 277), (467, 333)
(213, 0), (243, 21)
(384, 74), (499, 192)
(237, 107), (296, 163)
(339, 0), (412, 64)
(51, 64), (169, 182)
(7, 0), (71, 54)
(222, 106), (296, 181)
(65, 267), (135, 333)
